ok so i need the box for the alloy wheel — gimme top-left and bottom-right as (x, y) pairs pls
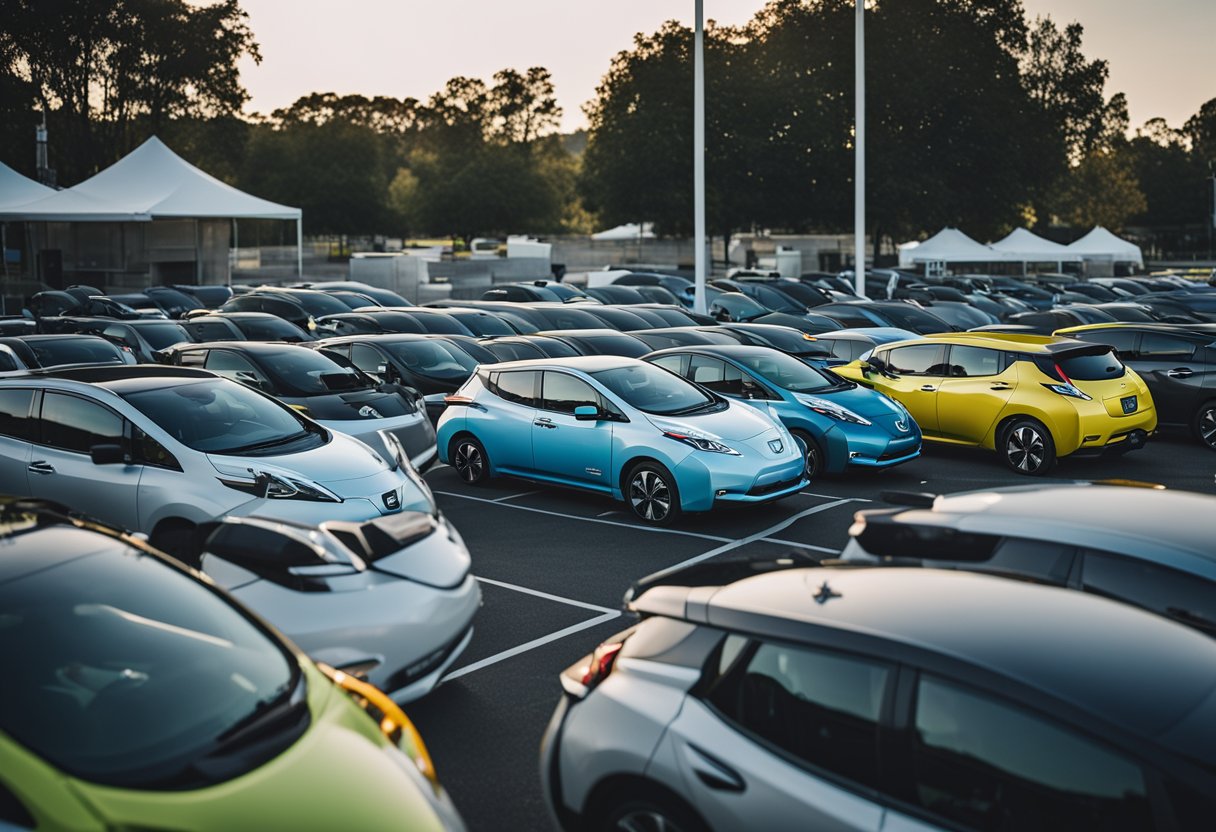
(1200, 407), (1216, 449)
(614, 810), (686, 832)
(629, 470), (671, 522)
(1006, 426), (1045, 473)
(793, 434), (820, 479)
(454, 442), (484, 482)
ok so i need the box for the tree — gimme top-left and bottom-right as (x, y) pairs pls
(1047, 149), (1146, 231)
(0, 0), (259, 181)
(1125, 118), (1205, 230)
(1184, 97), (1216, 172)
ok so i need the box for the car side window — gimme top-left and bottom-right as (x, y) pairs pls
(175, 349), (208, 368)
(0, 389), (35, 441)
(946, 345), (1003, 377)
(706, 639), (890, 790)
(1074, 329), (1139, 358)
(911, 675), (1152, 831)
(39, 392), (124, 454)
(1138, 333), (1195, 361)
(193, 321), (236, 341)
(649, 354), (687, 376)
(688, 355), (744, 396)
(349, 344), (383, 374)
(1081, 550), (1216, 637)
(492, 370), (539, 407)
(887, 344), (945, 376)
(541, 372), (601, 415)
(133, 425), (180, 470)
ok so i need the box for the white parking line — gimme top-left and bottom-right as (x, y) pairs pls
(432, 490), (735, 544)
(444, 576), (622, 681)
(656, 499), (855, 574)
(760, 537), (840, 555)
(801, 491), (870, 502)
(492, 490), (543, 503)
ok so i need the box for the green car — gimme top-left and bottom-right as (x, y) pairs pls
(0, 499), (465, 831)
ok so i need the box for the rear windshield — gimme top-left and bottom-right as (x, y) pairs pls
(385, 340), (478, 379)
(878, 305), (953, 334)
(567, 334), (651, 358)
(134, 323), (192, 351)
(28, 337), (123, 367)
(451, 314), (515, 336)
(234, 317), (310, 342)
(278, 292), (349, 317)
(258, 348), (370, 396)
(1058, 350), (1125, 381)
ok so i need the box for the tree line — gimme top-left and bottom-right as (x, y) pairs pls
(1, 0), (1213, 254)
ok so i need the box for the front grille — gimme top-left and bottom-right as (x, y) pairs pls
(382, 624), (471, 693)
(747, 476), (801, 497)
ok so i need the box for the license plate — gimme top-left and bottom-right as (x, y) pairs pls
(1121, 395), (1137, 414)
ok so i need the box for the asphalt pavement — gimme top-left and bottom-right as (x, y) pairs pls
(408, 428), (1215, 832)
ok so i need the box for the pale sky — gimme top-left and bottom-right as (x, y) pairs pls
(235, 0), (1214, 134)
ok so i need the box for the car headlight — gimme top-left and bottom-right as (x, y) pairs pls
(663, 430), (741, 455)
(799, 396), (872, 425)
(220, 472), (343, 502)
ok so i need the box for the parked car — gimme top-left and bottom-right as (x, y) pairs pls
(27, 291), (157, 321)
(0, 365), (428, 554)
(217, 293), (319, 337)
(158, 341), (436, 468)
(107, 286), (204, 319)
(815, 301), (959, 334)
(314, 334), (484, 424)
(482, 281), (593, 303)
(646, 345), (921, 477)
(573, 304), (658, 331)
(1006, 306), (1118, 334)
(705, 324), (836, 362)
(585, 285), (662, 306)
(843, 482), (1216, 636)
(180, 311), (317, 342)
(437, 356), (806, 524)
(833, 332), (1157, 474)
(0, 499), (466, 829)
(1056, 322), (1216, 449)
(50, 317), (194, 363)
(804, 327), (917, 364)
(200, 511), (478, 701)
(919, 300), (999, 329)
(536, 329), (653, 358)
(543, 560), (1216, 832)
(0, 334), (136, 369)
(294, 280), (409, 307)
(630, 327), (743, 352)
(477, 335), (581, 361)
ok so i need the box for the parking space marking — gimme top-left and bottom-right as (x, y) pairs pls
(801, 491), (871, 502)
(656, 499), (855, 574)
(760, 537), (840, 555)
(445, 576), (622, 681)
(433, 490), (736, 543)
(492, 490), (543, 503)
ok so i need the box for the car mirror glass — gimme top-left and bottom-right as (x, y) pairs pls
(573, 405), (600, 421)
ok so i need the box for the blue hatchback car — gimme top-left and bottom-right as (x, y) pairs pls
(436, 356), (807, 524)
(646, 345), (921, 478)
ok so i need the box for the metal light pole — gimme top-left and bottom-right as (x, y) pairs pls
(693, 0), (707, 315)
(853, 0), (866, 297)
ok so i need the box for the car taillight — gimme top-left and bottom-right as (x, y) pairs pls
(1054, 362), (1071, 384)
(561, 639), (625, 699)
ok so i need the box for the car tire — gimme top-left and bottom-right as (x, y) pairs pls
(1193, 400), (1216, 450)
(791, 430), (823, 480)
(451, 435), (491, 484)
(1001, 417), (1056, 475)
(625, 461), (681, 525)
(596, 792), (707, 832)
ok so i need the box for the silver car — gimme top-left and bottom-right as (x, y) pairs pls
(0, 365), (428, 555)
(541, 562), (1216, 831)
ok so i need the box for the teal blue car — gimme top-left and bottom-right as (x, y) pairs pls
(436, 356), (806, 524)
(645, 345), (921, 478)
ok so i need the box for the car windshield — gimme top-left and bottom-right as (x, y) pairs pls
(123, 379), (325, 455)
(569, 334), (651, 358)
(0, 534), (299, 789)
(533, 308), (612, 330)
(134, 323), (192, 350)
(452, 314), (515, 336)
(258, 348), (370, 396)
(276, 292), (349, 317)
(734, 351), (839, 392)
(770, 282), (825, 307)
(235, 317), (310, 342)
(643, 308), (698, 327)
(592, 363), (715, 415)
(28, 337), (123, 367)
(385, 340), (479, 379)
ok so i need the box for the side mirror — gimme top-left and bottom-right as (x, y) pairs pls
(866, 356), (888, 373)
(574, 405), (600, 421)
(90, 443), (127, 465)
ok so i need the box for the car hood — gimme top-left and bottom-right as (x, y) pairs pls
(645, 399), (779, 442)
(70, 663), (456, 830)
(814, 385), (909, 421)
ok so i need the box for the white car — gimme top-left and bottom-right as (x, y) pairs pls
(0, 365), (429, 555)
(200, 510), (479, 702)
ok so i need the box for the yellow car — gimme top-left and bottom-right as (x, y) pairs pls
(834, 332), (1157, 474)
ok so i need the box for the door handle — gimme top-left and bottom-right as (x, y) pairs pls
(533, 419), (557, 429)
(990, 383), (1012, 390)
(1166, 368), (1194, 379)
(920, 385), (937, 392)
(28, 461), (55, 475)
(687, 744), (746, 793)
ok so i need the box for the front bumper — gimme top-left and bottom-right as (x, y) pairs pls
(673, 448), (808, 512)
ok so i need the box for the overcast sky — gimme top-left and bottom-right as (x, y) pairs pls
(235, 0), (1213, 133)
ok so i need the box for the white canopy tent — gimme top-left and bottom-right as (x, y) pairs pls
(990, 227), (1082, 271)
(592, 222), (656, 241)
(0, 162), (55, 210)
(0, 136), (302, 277)
(1067, 226), (1144, 268)
(898, 227), (1012, 269)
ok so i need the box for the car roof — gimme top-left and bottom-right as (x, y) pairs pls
(478, 355), (644, 373)
(633, 565), (1216, 757)
(21, 365), (217, 395)
(815, 327), (915, 342)
(645, 344), (782, 360)
(1056, 322), (1216, 340)
(166, 340), (304, 355)
(880, 332), (1095, 354)
(872, 483), (1216, 575)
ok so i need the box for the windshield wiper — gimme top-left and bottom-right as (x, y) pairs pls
(213, 677), (305, 749)
(668, 399), (720, 416)
(221, 431), (312, 455)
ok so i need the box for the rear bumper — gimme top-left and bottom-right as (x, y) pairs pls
(540, 695), (580, 832)
(1068, 427), (1154, 458)
(1065, 406), (1158, 458)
